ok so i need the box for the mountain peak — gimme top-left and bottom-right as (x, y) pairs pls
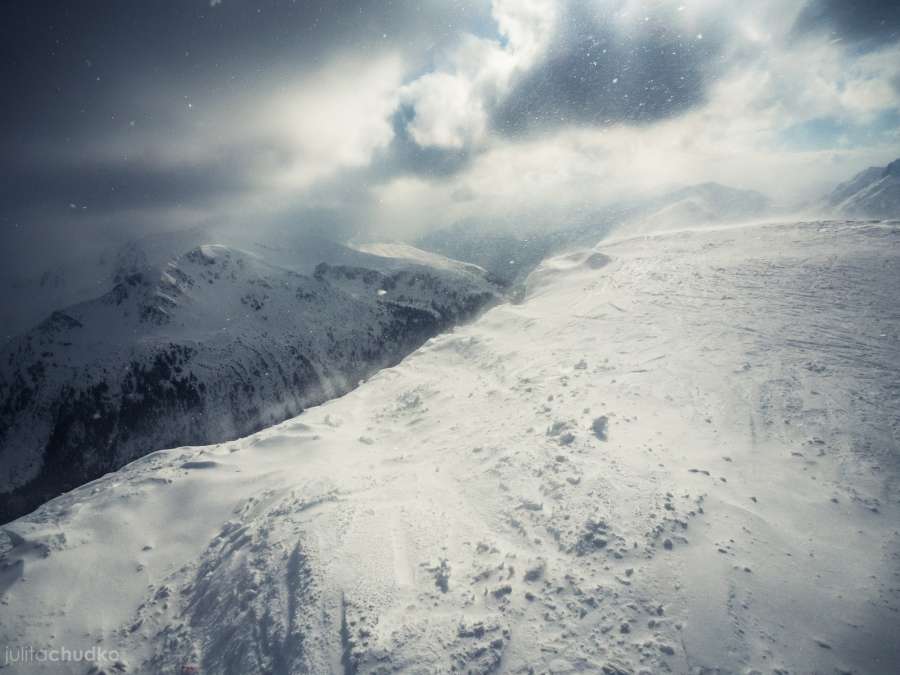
(825, 158), (900, 219)
(883, 158), (900, 178)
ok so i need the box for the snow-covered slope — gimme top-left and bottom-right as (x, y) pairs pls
(417, 224), (570, 286)
(0, 227), (218, 342)
(0, 243), (501, 523)
(0, 227), (407, 342)
(418, 182), (770, 283)
(625, 182), (770, 236)
(2, 220), (899, 674)
(825, 158), (900, 219)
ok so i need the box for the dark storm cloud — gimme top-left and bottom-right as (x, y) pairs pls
(0, 0), (490, 170)
(4, 152), (250, 214)
(792, 0), (900, 49)
(0, 0), (489, 135)
(492, 1), (724, 135)
(3, 0), (899, 292)
(0, 0), (492, 273)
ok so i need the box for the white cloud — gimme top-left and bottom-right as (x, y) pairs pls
(261, 55), (404, 188)
(25, 0), (899, 249)
(400, 71), (488, 149)
(367, 29), (900, 240)
(54, 54), (405, 193)
(400, 0), (556, 149)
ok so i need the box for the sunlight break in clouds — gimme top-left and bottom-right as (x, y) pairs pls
(366, 0), (900, 237)
(400, 0), (557, 149)
(2, 0), (899, 272)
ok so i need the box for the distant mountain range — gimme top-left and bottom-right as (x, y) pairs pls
(1, 226), (408, 341)
(419, 182), (771, 283)
(0, 226), (217, 342)
(823, 158), (900, 219)
(0, 239), (502, 522)
(419, 162), (900, 285)
(3, 160), (896, 524)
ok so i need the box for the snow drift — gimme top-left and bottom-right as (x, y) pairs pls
(2, 219), (898, 674)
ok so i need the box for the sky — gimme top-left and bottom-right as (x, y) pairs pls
(2, 0), (899, 277)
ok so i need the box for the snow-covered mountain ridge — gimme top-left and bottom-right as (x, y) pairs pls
(2, 219), (898, 674)
(0, 226), (218, 342)
(418, 182), (770, 283)
(0, 242), (502, 523)
(824, 158), (900, 219)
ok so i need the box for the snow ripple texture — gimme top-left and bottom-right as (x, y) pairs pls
(1, 220), (899, 674)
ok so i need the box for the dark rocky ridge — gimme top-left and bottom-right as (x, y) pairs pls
(0, 246), (502, 523)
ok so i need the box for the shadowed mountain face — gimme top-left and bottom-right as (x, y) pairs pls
(824, 158), (900, 219)
(0, 227), (216, 343)
(0, 243), (502, 523)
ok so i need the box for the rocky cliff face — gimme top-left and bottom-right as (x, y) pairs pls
(0, 243), (502, 522)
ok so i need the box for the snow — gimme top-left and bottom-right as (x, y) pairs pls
(416, 181), (770, 284)
(825, 159), (900, 220)
(353, 242), (489, 277)
(0, 226), (216, 341)
(2, 219), (899, 674)
(0, 229), (445, 342)
(0, 240), (501, 522)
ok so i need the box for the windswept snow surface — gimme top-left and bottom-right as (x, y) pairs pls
(2, 220), (899, 674)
